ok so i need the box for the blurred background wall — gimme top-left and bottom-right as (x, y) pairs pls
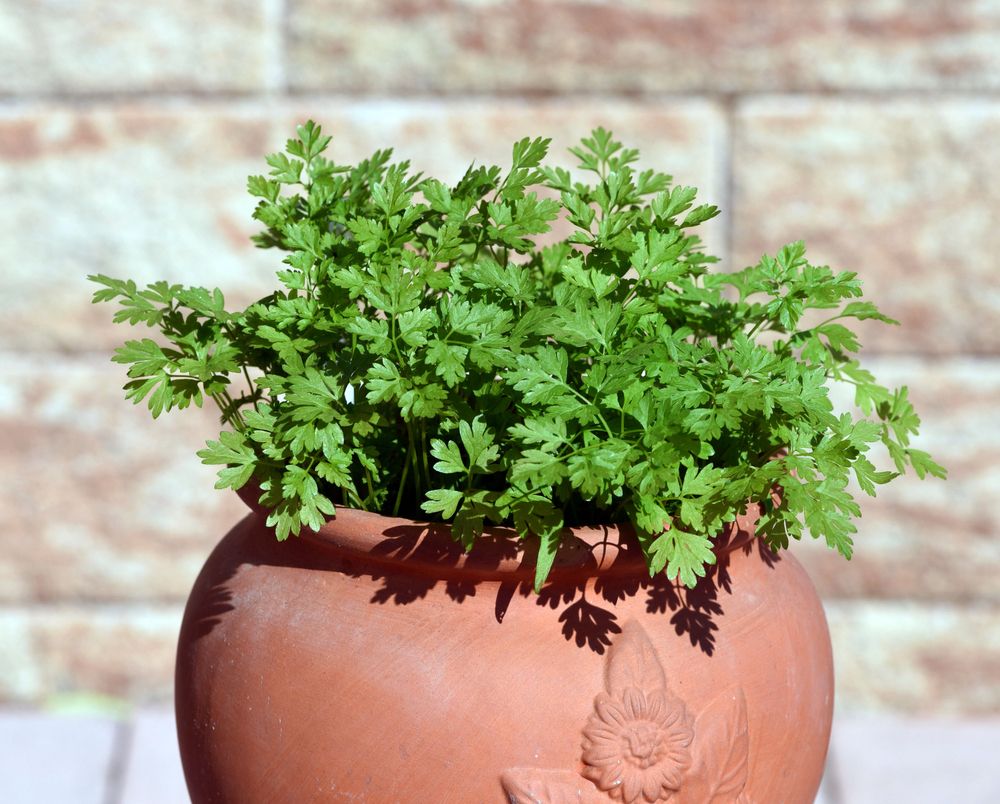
(1, 0), (997, 715)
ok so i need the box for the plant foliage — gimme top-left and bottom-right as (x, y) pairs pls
(91, 121), (945, 590)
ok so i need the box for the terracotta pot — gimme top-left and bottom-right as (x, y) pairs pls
(176, 494), (833, 803)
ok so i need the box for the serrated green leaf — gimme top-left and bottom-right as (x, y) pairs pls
(421, 488), (464, 519)
(430, 439), (466, 475)
(840, 301), (899, 325)
(647, 529), (716, 588)
(198, 431), (257, 490)
(112, 339), (171, 376)
(458, 416), (500, 472)
(265, 152), (303, 184)
(907, 448), (947, 480)
(365, 358), (407, 404)
(852, 456), (897, 496)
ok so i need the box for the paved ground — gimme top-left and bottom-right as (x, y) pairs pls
(2, 709), (999, 803)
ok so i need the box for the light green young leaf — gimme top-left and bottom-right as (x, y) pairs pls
(197, 431), (257, 490)
(430, 439), (466, 475)
(421, 488), (464, 519)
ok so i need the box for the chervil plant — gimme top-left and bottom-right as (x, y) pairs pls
(90, 122), (944, 591)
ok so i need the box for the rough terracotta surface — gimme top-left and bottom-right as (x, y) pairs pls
(0, 101), (723, 352)
(176, 503), (833, 803)
(733, 99), (1000, 355)
(287, 0), (1000, 94)
(0, 0), (277, 95)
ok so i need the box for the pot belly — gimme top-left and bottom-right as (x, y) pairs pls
(176, 513), (832, 803)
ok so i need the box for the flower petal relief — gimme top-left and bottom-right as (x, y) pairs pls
(582, 686), (693, 803)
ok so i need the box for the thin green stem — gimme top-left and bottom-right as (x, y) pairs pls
(344, 486), (365, 510)
(210, 390), (246, 432)
(472, 200), (489, 262)
(389, 315), (402, 363)
(364, 465), (376, 508)
(406, 419), (422, 499)
(420, 423), (430, 493)
(563, 381), (615, 438)
(811, 312), (850, 330)
(223, 389), (247, 429)
(209, 393), (230, 427)
(392, 434), (414, 516)
(241, 365), (259, 410)
(745, 318), (769, 339)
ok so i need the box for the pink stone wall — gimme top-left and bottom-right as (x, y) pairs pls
(1, 0), (997, 713)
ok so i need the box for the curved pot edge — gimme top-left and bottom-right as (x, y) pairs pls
(235, 482), (779, 581)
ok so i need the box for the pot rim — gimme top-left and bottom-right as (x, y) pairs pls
(236, 483), (775, 582)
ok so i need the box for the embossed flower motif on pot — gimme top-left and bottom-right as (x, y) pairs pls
(582, 686), (693, 803)
(501, 621), (751, 804)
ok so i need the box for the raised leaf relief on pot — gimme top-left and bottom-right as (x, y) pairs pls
(502, 621), (750, 804)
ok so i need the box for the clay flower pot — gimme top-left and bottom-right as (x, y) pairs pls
(176, 494), (833, 803)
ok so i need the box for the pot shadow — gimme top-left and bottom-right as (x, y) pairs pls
(187, 512), (781, 659)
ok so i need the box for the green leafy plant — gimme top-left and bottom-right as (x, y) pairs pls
(90, 121), (945, 591)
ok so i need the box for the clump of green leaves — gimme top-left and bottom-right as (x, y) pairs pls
(90, 121), (945, 590)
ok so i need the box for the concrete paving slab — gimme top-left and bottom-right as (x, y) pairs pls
(0, 711), (118, 804)
(114, 708), (845, 804)
(814, 751), (839, 804)
(814, 776), (833, 803)
(831, 715), (1000, 803)
(5, 707), (998, 803)
(120, 708), (189, 804)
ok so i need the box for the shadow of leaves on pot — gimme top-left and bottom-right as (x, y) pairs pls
(187, 584), (236, 641)
(188, 510), (779, 662)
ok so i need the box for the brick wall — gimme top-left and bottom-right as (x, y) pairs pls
(2, 0), (997, 713)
